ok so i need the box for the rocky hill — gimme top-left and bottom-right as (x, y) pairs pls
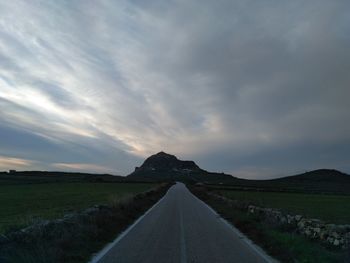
(127, 152), (234, 183)
(136, 151), (201, 172)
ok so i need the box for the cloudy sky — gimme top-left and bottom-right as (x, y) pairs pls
(0, 0), (349, 179)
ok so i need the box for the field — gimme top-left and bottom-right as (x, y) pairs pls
(191, 187), (346, 263)
(0, 182), (156, 233)
(217, 190), (350, 224)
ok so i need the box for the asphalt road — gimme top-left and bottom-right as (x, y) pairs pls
(91, 183), (275, 263)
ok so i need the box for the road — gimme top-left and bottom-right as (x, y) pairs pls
(91, 182), (275, 263)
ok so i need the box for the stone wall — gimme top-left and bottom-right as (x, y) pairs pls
(210, 193), (350, 249)
(247, 205), (350, 249)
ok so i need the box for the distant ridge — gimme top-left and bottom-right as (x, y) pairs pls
(228, 169), (350, 194)
(1, 155), (348, 193)
(0, 171), (124, 184)
(126, 152), (350, 189)
(274, 169), (350, 182)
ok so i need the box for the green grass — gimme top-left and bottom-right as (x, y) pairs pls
(266, 230), (344, 263)
(191, 187), (347, 263)
(0, 182), (155, 233)
(223, 205), (344, 262)
(1, 184), (170, 263)
(218, 190), (350, 224)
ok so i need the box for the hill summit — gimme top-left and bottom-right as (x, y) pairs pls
(135, 151), (201, 172)
(127, 152), (233, 182)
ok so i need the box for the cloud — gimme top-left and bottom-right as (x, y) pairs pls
(0, 155), (34, 170)
(52, 163), (116, 174)
(0, 0), (349, 178)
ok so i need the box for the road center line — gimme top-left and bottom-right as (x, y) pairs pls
(179, 199), (187, 263)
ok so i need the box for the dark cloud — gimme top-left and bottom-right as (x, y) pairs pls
(0, 0), (349, 177)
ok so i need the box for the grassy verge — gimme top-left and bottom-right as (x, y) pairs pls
(190, 186), (348, 263)
(0, 183), (172, 263)
(216, 189), (350, 224)
(0, 182), (155, 233)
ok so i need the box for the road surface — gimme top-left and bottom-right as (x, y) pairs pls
(91, 183), (275, 263)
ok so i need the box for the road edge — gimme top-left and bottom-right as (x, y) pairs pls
(88, 185), (172, 263)
(188, 186), (279, 263)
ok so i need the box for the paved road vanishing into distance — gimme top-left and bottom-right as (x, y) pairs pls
(91, 183), (275, 263)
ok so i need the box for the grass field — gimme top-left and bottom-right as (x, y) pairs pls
(0, 182), (156, 233)
(217, 190), (350, 224)
(191, 187), (347, 263)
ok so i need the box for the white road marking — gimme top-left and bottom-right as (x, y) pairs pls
(88, 187), (171, 263)
(179, 200), (187, 263)
(89, 183), (278, 263)
(190, 191), (279, 263)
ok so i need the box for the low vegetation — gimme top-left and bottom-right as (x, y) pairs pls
(190, 186), (349, 263)
(216, 190), (350, 224)
(0, 183), (171, 263)
(0, 182), (155, 233)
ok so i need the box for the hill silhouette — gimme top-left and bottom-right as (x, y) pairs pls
(274, 169), (350, 183)
(127, 152), (350, 193)
(1, 153), (348, 194)
(127, 152), (234, 183)
(0, 171), (124, 184)
(138, 151), (201, 171)
(220, 169), (350, 194)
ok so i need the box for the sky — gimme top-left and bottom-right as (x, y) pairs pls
(0, 0), (349, 179)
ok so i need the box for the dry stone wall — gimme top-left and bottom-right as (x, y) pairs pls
(210, 193), (350, 249)
(247, 205), (350, 249)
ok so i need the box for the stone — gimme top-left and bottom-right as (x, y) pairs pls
(326, 224), (336, 230)
(313, 227), (321, 234)
(84, 207), (99, 215)
(331, 232), (340, 239)
(63, 212), (77, 219)
(295, 215), (302, 221)
(327, 237), (334, 243)
(248, 205), (255, 213)
(304, 229), (312, 236)
(335, 225), (349, 234)
(298, 220), (305, 228)
(319, 230), (328, 240)
(280, 216), (287, 224)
